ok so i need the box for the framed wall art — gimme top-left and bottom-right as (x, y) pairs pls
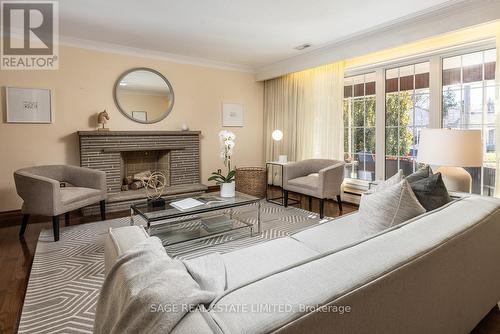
(132, 111), (148, 122)
(222, 103), (244, 127)
(6, 87), (52, 123)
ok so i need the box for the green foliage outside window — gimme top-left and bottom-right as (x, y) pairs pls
(442, 87), (460, 123)
(343, 97), (376, 158)
(385, 91), (414, 157)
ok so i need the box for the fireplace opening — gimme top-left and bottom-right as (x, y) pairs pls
(120, 150), (170, 191)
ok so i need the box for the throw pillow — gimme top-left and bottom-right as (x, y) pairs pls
(409, 172), (451, 211)
(359, 179), (426, 236)
(406, 165), (432, 183)
(365, 169), (404, 194)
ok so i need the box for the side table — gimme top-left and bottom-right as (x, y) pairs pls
(266, 161), (300, 206)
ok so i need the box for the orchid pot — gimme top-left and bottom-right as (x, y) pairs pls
(208, 130), (237, 198)
(220, 181), (236, 198)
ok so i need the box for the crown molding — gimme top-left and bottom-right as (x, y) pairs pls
(58, 35), (255, 74)
(345, 38), (496, 76)
(255, 0), (500, 81)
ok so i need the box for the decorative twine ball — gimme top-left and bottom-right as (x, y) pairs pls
(145, 171), (167, 200)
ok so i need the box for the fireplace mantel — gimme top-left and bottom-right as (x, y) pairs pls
(101, 146), (186, 153)
(77, 130), (201, 136)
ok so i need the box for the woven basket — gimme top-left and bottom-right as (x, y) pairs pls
(235, 167), (266, 198)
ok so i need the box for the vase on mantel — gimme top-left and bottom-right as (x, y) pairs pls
(220, 181), (236, 198)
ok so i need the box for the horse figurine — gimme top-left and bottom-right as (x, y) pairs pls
(97, 110), (110, 131)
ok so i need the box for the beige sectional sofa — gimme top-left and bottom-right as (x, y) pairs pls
(104, 194), (500, 333)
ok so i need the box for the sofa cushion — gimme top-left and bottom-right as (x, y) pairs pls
(359, 179), (425, 236)
(291, 213), (361, 253)
(406, 165), (432, 183)
(60, 186), (102, 204)
(287, 175), (319, 191)
(365, 169), (403, 194)
(218, 237), (320, 289)
(410, 172), (451, 211)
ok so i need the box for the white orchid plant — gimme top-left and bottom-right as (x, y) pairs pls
(208, 130), (236, 184)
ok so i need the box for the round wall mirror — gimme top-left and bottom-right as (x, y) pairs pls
(114, 68), (174, 124)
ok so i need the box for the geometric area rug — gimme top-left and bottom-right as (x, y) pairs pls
(17, 201), (331, 333)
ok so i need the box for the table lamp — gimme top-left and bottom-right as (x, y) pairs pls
(417, 128), (482, 193)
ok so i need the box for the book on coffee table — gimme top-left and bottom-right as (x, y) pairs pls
(170, 198), (205, 211)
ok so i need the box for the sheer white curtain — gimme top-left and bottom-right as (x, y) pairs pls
(264, 62), (345, 163)
(495, 33), (500, 197)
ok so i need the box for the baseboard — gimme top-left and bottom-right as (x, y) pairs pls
(0, 210), (48, 227)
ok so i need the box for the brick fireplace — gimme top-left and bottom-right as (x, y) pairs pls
(78, 131), (207, 214)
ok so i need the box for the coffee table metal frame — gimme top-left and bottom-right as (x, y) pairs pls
(129, 193), (262, 249)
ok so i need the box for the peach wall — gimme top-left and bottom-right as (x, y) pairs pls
(0, 45), (264, 212)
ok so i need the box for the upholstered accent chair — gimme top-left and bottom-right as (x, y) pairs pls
(14, 165), (107, 241)
(283, 159), (345, 218)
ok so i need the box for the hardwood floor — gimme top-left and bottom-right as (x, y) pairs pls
(0, 194), (499, 333)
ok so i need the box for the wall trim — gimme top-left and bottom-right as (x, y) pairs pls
(256, 0), (500, 81)
(59, 35), (256, 74)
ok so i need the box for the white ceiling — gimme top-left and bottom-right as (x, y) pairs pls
(60, 0), (468, 71)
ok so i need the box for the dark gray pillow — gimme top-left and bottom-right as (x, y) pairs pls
(406, 165), (432, 183)
(410, 172), (451, 211)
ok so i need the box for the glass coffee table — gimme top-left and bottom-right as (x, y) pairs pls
(130, 192), (261, 247)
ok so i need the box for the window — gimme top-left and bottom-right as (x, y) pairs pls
(343, 73), (376, 181)
(385, 62), (430, 178)
(442, 49), (497, 195)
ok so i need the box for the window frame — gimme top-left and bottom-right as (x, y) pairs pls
(343, 39), (496, 188)
(343, 73), (377, 182)
(440, 47), (498, 195)
(383, 61), (431, 178)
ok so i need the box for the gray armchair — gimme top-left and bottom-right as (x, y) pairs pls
(283, 159), (345, 218)
(14, 165), (107, 241)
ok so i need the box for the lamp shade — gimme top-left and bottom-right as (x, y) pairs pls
(417, 128), (482, 167)
(272, 129), (283, 141)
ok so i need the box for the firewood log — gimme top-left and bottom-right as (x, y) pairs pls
(134, 170), (151, 181)
(123, 176), (133, 185)
(129, 180), (144, 190)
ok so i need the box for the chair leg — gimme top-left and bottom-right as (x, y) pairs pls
(308, 196), (313, 211)
(65, 212), (70, 227)
(52, 216), (60, 242)
(319, 199), (325, 219)
(336, 195), (343, 212)
(100, 200), (106, 221)
(283, 190), (289, 207)
(19, 214), (30, 237)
